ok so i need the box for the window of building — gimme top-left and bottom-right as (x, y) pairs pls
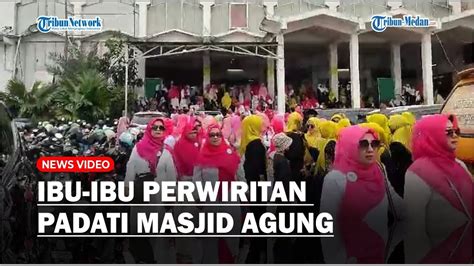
(229, 3), (248, 29)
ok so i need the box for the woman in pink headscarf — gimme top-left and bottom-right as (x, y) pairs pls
(404, 114), (472, 263)
(258, 83), (268, 99)
(320, 125), (403, 263)
(229, 114), (242, 148)
(125, 117), (177, 263)
(192, 124), (243, 263)
(221, 111), (233, 141)
(116, 111), (130, 144)
(267, 114), (285, 158)
(173, 117), (203, 263)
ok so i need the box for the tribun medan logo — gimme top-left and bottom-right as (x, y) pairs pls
(37, 16), (103, 33)
(371, 15), (437, 32)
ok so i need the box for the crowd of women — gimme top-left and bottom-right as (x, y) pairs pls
(123, 108), (473, 264)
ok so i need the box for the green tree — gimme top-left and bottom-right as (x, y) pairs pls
(98, 37), (144, 88)
(48, 47), (102, 83)
(0, 79), (55, 120)
(55, 69), (110, 121)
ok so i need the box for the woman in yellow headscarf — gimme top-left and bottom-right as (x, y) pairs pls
(388, 114), (413, 196)
(335, 118), (351, 137)
(389, 114), (412, 151)
(305, 117), (321, 147)
(314, 120), (338, 176)
(330, 113), (346, 123)
(401, 111), (416, 126)
(366, 113), (392, 143)
(221, 92), (232, 110)
(240, 115), (263, 156)
(286, 112), (303, 132)
(285, 112), (306, 181)
(304, 117), (322, 164)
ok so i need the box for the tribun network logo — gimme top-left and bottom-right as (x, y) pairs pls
(37, 16), (103, 33)
(371, 15), (437, 32)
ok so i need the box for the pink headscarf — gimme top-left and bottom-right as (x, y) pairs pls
(230, 115), (242, 140)
(409, 114), (472, 263)
(271, 114), (285, 134)
(202, 115), (218, 134)
(255, 111), (270, 132)
(196, 124), (240, 183)
(136, 118), (169, 174)
(334, 125), (385, 263)
(163, 118), (174, 137)
(116, 116), (129, 143)
(173, 114), (189, 138)
(221, 115), (233, 140)
(268, 115), (285, 156)
(174, 117), (201, 178)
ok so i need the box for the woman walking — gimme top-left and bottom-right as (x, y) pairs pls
(193, 124), (243, 263)
(320, 125), (403, 263)
(124, 118), (177, 263)
(404, 114), (472, 263)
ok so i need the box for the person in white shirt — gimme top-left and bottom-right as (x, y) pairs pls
(125, 118), (177, 263)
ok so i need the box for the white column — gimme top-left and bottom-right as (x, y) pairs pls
(449, 0), (462, 14)
(267, 58), (275, 99)
(349, 33), (361, 108)
(276, 33), (285, 114)
(387, 1), (403, 9)
(329, 42), (338, 100)
(136, 1), (151, 38)
(71, 2), (85, 16)
(135, 48), (146, 97)
(203, 50), (211, 88)
(421, 33), (434, 105)
(263, 1), (278, 17)
(200, 1), (214, 37)
(71, 2), (85, 37)
(391, 43), (402, 96)
(325, 0), (340, 11)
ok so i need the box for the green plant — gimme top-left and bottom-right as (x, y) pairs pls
(55, 69), (110, 121)
(0, 79), (55, 120)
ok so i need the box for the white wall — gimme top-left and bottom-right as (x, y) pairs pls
(0, 44), (15, 92)
(18, 33), (64, 89)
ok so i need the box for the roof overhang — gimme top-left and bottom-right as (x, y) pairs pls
(438, 9), (474, 31)
(282, 8), (363, 35)
(212, 29), (265, 43)
(146, 29), (202, 43)
(78, 30), (140, 42)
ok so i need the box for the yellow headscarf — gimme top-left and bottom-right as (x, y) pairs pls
(239, 115), (263, 155)
(366, 113), (391, 143)
(389, 114), (412, 151)
(304, 117), (321, 148)
(402, 112), (416, 126)
(286, 112), (303, 132)
(221, 92), (232, 110)
(331, 113), (346, 123)
(335, 118), (351, 137)
(360, 122), (389, 160)
(315, 121), (338, 174)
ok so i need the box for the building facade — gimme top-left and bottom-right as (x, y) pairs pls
(0, 0), (473, 112)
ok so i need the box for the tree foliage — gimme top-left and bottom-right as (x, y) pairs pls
(2, 36), (142, 122)
(54, 69), (110, 121)
(0, 79), (55, 121)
